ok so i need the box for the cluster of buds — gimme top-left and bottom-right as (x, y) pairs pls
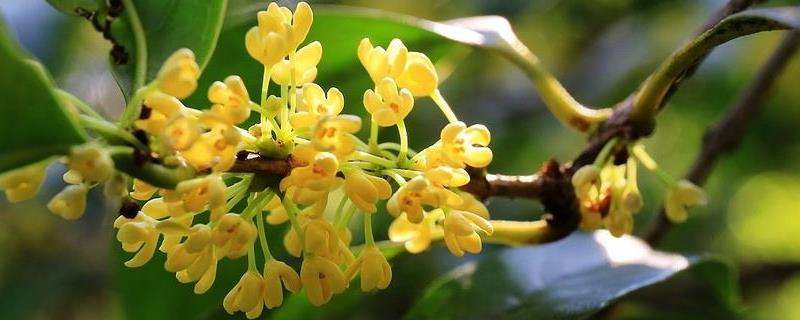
(572, 142), (707, 236)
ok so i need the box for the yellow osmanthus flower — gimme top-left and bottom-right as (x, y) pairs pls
(280, 147), (339, 206)
(264, 195), (289, 225)
(357, 38), (439, 97)
(304, 217), (341, 260)
(665, 179), (707, 223)
(0, 161), (48, 203)
(311, 115), (362, 158)
(47, 184), (89, 220)
(272, 41), (322, 86)
(135, 91), (188, 134)
(159, 224), (218, 294)
(345, 245), (392, 291)
(156, 48), (201, 99)
(212, 213), (258, 259)
(388, 213), (437, 253)
(67, 142), (114, 183)
(130, 179), (158, 200)
(387, 176), (454, 223)
(114, 213), (160, 267)
(263, 259), (302, 309)
(172, 175), (227, 220)
(364, 77), (414, 127)
(424, 166), (470, 188)
(300, 255), (347, 306)
(572, 165), (600, 203)
(208, 75), (252, 125)
(343, 170), (391, 213)
(440, 121), (492, 168)
(290, 83), (344, 129)
(224, 270), (266, 319)
(443, 210), (493, 257)
(245, 2), (312, 66)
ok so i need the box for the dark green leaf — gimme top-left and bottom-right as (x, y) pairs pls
(110, 0), (228, 98)
(0, 17), (86, 174)
(406, 231), (737, 320)
(45, 0), (106, 16)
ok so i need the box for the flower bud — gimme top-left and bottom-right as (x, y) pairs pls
(47, 184), (89, 220)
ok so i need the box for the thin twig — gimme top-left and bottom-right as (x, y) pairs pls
(643, 31), (800, 245)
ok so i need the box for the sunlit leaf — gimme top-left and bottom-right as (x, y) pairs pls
(406, 231), (736, 320)
(109, 0), (228, 98)
(0, 17), (86, 174)
(45, 0), (105, 16)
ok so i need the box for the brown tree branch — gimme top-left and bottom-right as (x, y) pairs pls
(643, 30), (800, 245)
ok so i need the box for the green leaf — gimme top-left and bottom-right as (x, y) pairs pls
(633, 6), (800, 122)
(110, 0), (228, 98)
(0, 17), (86, 174)
(406, 231), (738, 320)
(45, 0), (106, 16)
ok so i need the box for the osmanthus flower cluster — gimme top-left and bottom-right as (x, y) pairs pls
(571, 141), (707, 236)
(0, 0), (711, 316)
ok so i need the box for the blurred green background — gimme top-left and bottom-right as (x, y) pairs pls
(1, 0), (799, 319)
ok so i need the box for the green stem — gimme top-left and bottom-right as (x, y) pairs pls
(57, 90), (103, 119)
(247, 242), (257, 271)
(79, 114), (147, 150)
(260, 66), (272, 137)
(593, 137), (619, 168)
(631, 144), (676, 187)
(119, 82), (157, 128)
(355, 151), (396, 168)
(397, 120), (409, 166)
(500, 44), (611, 132)
(368, 117), (380, 154)
(430, 89), (458, 123)
(109, 146), (196, 189)
(241, 191), (273, 220)
(363, 211), (375, 246)
(283, 197), (305, 243)
(121, 0), (147, 91)
(256, 198), (274, 260)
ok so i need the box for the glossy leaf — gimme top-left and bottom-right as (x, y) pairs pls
(110, 0), (228, 98)
(45, 0), (105, 16)
(406, 231), (737, 320)
(0, 17), (86, 174)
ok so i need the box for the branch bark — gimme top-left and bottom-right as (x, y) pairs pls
(643, 30), (800, 245)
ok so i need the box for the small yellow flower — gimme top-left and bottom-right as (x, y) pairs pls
(388, 213), (436, 254)
(162, 115), (202, 151)
(343, 170), (392, 213)
(263, 259), (302, 309)
(304, 217), (340, 259)
(0, 161), (48, 203)
(67, 142), (114, 183)
(411, 142), (446, 171)
(176, 246), (218, 294)
(665, 180), (707, 223)
(311, 115), (362, 158)
(280, 147), (339, 205)
(156, 48), (200, 99)
(212, 213), (258, 259)
(245, 2), (312, 66)
(180, 128), (239, 172)
(174, 175), (227, 219)
(300, 255), (347, 306)
(344, 245), (392, 291)
(264, 195), (289, 225)
(357, 38), (408, 84)
(450, 192), (490, 218)
(424, 166), (470, 188)
(440, 121), (492, 168)
(443, 210), (493, 257)
(63, 169), (83, 185)
(572, 165), (600, 202)
(208, 75), (251, 125)
(357, 38), (438, 97)
(290, 83), (344, 129)
(363, 77), (414, 127)
(161, 225), (218, 293)
(47, 184), (89, 220)
(135, 91), (188, 134)
(130, 179), (158, 201)
(272, 41), (322, 86)
(387, 176), (454, 223)
(224, 270), (266, 319)
(114, 214), (160, 267)
(157, 216), (193, 253)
